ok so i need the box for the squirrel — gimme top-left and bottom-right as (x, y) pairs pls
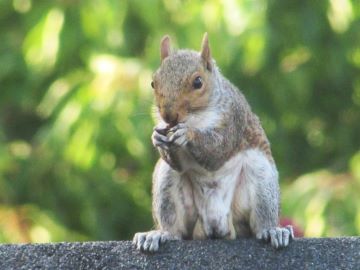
(133, 33), (294, 252)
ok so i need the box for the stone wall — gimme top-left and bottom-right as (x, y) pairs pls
(0, 237), (359, 269)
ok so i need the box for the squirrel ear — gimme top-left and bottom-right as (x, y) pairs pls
(160, 35), (171, 63)
(200, 32), (212, 71)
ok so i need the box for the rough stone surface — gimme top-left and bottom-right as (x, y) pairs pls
(0, 237), (359, 269)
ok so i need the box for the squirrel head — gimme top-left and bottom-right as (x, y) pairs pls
(152, 33), (214, 127)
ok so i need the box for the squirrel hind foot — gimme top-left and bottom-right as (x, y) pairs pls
(133, 230), (180, 252)
(256, 225), (294, 249)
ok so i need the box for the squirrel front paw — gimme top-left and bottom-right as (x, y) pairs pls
(132, 230), (180, 252)
(168, 123), (190, 147)
(152, 123), (191, 149)
(256, 225), (294, 248)
(152, 127), (171, 150)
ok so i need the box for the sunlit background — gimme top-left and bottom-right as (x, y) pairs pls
(0, 0), (359, 243)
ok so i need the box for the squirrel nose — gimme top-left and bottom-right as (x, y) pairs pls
(162, 111), (178, 127)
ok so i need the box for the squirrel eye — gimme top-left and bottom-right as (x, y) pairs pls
(151, 81), (155, 89)
(192, 76), (203, 89)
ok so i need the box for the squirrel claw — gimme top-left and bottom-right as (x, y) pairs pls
(133, 230), (179, 252)
(256, 225), (294, 249)
(169, 129), (188, 147)
(154, 126), (169, 136)
(152, 129), (170, 150)
(169, 123), (188, 147)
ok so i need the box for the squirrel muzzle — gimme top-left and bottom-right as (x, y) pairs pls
(161, 109), (179, 128)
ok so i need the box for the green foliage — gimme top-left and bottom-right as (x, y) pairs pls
(0, 0), (359, 241)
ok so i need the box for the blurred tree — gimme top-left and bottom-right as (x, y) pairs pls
(0, 0), (359, 242)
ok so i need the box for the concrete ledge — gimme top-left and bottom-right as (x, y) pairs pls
(0, 237), (359, 269)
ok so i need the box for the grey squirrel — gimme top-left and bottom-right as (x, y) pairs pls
(133, 33), (294, 252)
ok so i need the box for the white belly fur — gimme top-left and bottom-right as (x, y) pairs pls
(185, 148), (277, 238)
